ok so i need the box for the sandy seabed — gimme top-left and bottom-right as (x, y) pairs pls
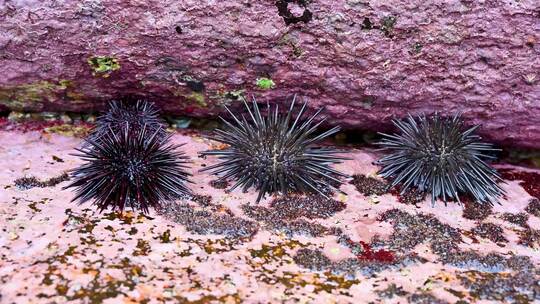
(1, 130), (539, 303)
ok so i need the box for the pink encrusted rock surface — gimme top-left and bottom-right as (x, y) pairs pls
(1, 129), (540, 303)
(1, 1), (540, 149)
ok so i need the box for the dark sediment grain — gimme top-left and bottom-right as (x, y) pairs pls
(209, 179), (229, 189)
(462, 198), (493, 220)
(157, 200), (258, 239)
(525, 198), (540, 217)
(501, 212), (529, 228)
(242, 195), (345, 237)
(407, 293), (449, 304)
(350, 175), (388, 196)
(14, 172), (69, 190)
(471, 222), (508, 244)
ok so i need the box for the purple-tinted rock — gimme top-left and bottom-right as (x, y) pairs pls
(0, 0), (539, 148)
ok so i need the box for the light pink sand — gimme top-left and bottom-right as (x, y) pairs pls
(0, 130), (539, 303)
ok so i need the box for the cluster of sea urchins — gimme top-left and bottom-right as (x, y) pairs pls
(375, 113), (505, 206)
(200, 96), (349, 202)
(64, 100), (192, 214)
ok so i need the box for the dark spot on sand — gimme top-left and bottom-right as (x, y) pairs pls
(191, 194), (212, 207)
(350, 174), (388, 196)
(471, 222), (508, 244)
(133, 239), (151, 256)
(396, 187), (426, 205)
(506, 255), (536, 271)
(457, 270), (540, 303)
(210, 179), (229, 189)
(377, 283), (408, 299)
(269, 195), (346, 219)
(157, 201), (258, 239)
(444, 251), (508, 272)
(14, 172), (70, 190)
(517, 228), (540, 248)
(272, 219), (331, 237)
(293, 247), (421, 278)
(377, 209), (462, 259)
(525, 198), (540, 217)
(242, 195), (345, 237)
(52, 155), (64, 162)
(462, 197), (492, 220)
(407, 293), (449, 304)
(293, 248), (332, 271)
(501, 212), (529, 228)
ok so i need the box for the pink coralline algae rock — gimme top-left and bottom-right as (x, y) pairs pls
(1, 129), (540, 303)
(0, 0), (539, 148)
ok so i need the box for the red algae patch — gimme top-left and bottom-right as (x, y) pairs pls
(337, 234), (395, 263)
(499, 169), (540, 200)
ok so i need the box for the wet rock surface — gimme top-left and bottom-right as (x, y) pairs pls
(1, 1), (539, 149)
(1, 129), (540, 303)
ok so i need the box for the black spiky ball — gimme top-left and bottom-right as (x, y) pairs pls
(375, 113), (505, 205)
(88, 99), (166, 143)
(65, 124), (192, 214)
(200, 96), (349, 202)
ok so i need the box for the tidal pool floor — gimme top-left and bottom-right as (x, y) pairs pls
(1, 130), (539, 303)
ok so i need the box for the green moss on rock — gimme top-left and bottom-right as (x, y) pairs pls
(0, 80), (81, 110)
(256, 78), (275, 90)
(87, 56), (120, 77)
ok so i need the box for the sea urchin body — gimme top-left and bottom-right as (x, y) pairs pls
(65, 125), (192, 213)
(200, 96), (348, 202)
(89, 99), (166, 144)
(375, 113), (505, 205)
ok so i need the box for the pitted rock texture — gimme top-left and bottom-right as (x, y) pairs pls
(1, 0), (539, 148)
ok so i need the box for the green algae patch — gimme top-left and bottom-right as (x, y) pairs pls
(188, 92), (207, 107)
(87, 56), (120, 77)
(173, 90), (208, 108)
(0, 80), (76, 110)
(256, 77), (275, 90)
(0, 80), (87, 110)
(44, 124), (91, 138)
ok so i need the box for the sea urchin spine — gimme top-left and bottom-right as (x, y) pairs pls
(88, 99), (166, 144)
(65, 101), (192, 213)
(375, 113), (505, 205)
(200, 96), (349, 202)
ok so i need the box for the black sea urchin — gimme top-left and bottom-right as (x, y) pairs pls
(88, 99), (166, 143)
(65, 125), (192, 213)
(200, 96), (348, 202)
(375, 113), (505, 205)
